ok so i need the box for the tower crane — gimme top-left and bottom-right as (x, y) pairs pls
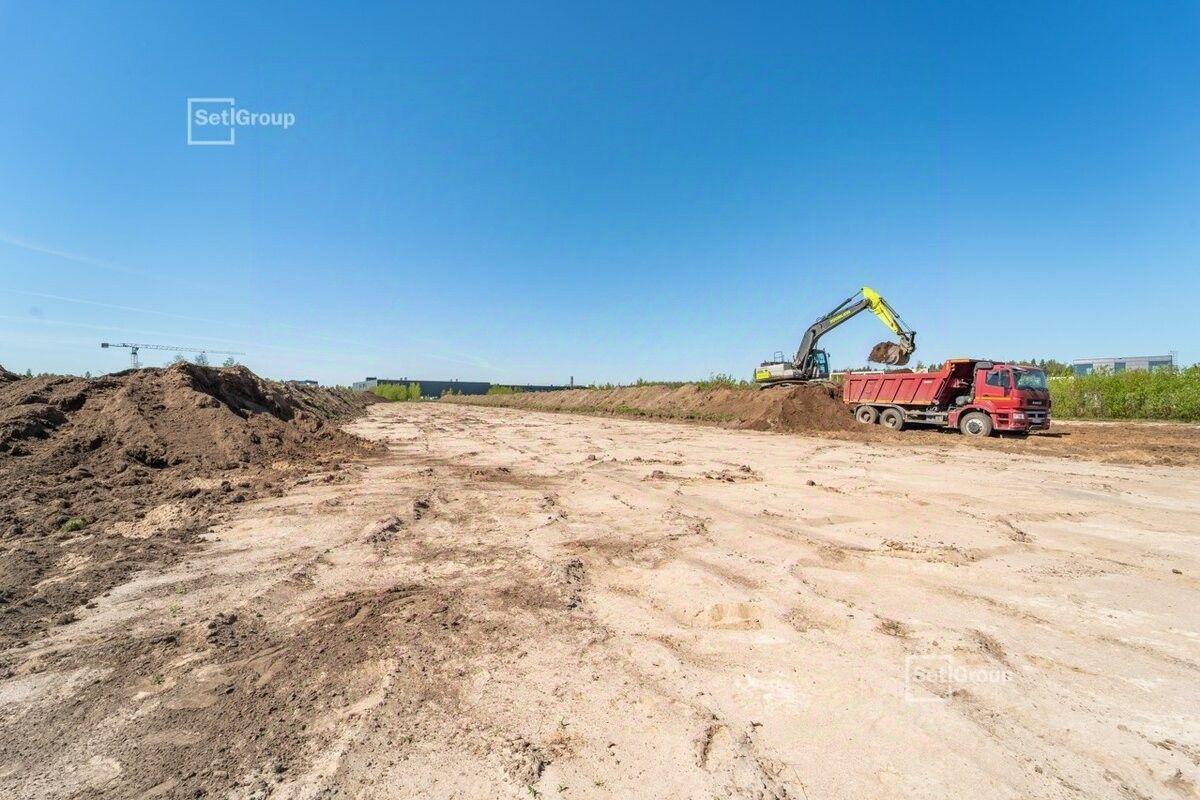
(100, 342), (245, 369)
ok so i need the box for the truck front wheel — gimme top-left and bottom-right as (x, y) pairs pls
(959, 411), (994, 438)
(855, 406), (879, 425)
(879, 408), (905, 430)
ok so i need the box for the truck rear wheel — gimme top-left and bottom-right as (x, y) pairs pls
(855, 406), (879, 425)
(879, 408), (905, 430)
(959, 411), (993, 438)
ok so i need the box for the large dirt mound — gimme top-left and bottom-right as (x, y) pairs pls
(0, 363), (378, 643)
(443, 383), (857, 432)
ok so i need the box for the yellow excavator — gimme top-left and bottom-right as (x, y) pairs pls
(754, 286), (916, 387)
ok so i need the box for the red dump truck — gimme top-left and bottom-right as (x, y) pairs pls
(842, 359), (1050, 437)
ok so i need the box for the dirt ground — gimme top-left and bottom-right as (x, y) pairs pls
(450, 384), (1200, 467)
(2, 402), (1198, 799)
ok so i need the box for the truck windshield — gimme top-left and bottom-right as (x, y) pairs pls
(1014, 369), (1047, 390)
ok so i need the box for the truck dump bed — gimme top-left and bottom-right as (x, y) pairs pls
(842, 361), (972, 408)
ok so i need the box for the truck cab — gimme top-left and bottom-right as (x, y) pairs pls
(957, 363), (1051, 433)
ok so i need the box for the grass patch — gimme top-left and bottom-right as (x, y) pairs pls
(61, 517), (87, 533)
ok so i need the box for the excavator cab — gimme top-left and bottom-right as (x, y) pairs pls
(765, 348), (830, 376)
(754, 348), (830, 385)
(810, 349), (830, 379)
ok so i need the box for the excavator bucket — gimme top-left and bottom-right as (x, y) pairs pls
(868, 340), (912, 366)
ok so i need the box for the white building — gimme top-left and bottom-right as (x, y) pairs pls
(1071, 355), (1174, 376)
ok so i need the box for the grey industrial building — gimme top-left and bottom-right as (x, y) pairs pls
(352, 377), (572, 397)
(1071, 355), (1174, 376)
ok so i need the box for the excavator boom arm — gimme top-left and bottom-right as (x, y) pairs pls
(791, 295), (869, 364)
(861, 287), (908, 338)
(791, 286), (915, 368)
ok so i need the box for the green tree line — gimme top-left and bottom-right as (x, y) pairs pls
(372, 383), (422, 402)
(1049, 366), (1199, 422)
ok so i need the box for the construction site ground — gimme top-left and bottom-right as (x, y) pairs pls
(3, 401), (1198, 799)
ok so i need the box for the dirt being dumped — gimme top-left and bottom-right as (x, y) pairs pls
(0, 363), (378, 644)
(868, 340), (909, 365)
(444, 383), (859, 433)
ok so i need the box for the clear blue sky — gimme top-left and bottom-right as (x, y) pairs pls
(2, 2), (1197, 384)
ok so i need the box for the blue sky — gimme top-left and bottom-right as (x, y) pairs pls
(2, 2), (1197, 384)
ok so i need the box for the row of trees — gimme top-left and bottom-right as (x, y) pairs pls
(881, 359), (1076, 375)
(1050, 365), (1200, 421)
(172, 353), (238, 367)
(371, 382), (422, 402)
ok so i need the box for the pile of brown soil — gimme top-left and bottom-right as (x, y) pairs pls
(0, 363), (378, 643)
(444, 383), (858, 432)
(868, 341), (909, 365)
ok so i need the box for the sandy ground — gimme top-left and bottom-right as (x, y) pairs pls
(447, 386), (1200, 467)
(2, 402), (1198, 799)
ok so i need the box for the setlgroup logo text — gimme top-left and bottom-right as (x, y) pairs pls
(187, 98), (296, 145)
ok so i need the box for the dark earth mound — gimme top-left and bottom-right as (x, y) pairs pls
(443, 382), (859, 432)
(0, 363), (378, 644)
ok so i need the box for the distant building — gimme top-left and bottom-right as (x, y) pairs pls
(352, 377), (571, 397)
(1071, 355), (1174, 376)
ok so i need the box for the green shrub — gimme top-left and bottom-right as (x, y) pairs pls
(61, 517), (87, 533)
(693, 373), (752, 391)
(371, 382), (423, 402)
(1050, 367), (1200, 422)
(371, 384), (401, 401)
(486, 385), (523, 395)
(584, 374), (752, 391)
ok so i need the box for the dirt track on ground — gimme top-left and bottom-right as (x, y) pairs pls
(3, 402), (1197, 799)
(448, 384), (1200, 466)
